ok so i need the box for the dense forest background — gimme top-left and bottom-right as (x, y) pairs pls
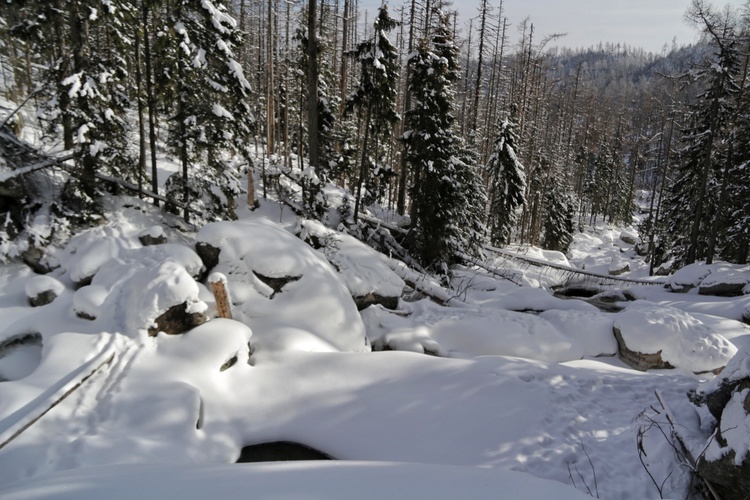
(0, 0), (749, 276)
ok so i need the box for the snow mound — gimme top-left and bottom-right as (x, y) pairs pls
(364, 299), (613, 362)
(0, 461), (592, 500)
(24, 276), (64, 300)
(296, 219), (405, 301)
(196, 219), (369, 353)
(667, 262), (714, 292)
(614, 302), (737, 373)
(83, 251), (206, 335)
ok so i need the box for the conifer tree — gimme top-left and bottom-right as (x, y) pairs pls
(347, 5), (400, 223)
(13, 0), (135, 217)
(485, 112), (526, 246)
(403, 8), (487, 272)
(159, 0), (254, 222)
(542, 188), (575, 252)
(666, 0), (740, 265)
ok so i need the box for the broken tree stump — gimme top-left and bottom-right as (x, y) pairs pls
(209, 273), (233, 319)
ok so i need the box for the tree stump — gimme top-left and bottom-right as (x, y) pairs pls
(209, 273), (232, 319)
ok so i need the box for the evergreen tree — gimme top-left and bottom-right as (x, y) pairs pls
(542, 187), (576, 252)
(159, 0), (254, 222)
(13, 0), (135, 217)
(403, 9), (487, 272)
(485, 113), (526, 246)
(347, 5), (400, 222)
(666, 1), (740, 265)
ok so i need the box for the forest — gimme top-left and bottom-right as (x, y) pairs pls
(0, 0), (748, 275)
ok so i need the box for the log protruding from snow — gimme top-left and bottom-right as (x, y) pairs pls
(209, 273), (232, 319)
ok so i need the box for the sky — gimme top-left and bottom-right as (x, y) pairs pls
(369, 0), (748, 54)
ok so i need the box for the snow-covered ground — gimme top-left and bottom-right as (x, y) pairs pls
(0, 185), (749, 499)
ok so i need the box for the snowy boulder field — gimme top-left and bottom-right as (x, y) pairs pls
(1, 203), (750, 499)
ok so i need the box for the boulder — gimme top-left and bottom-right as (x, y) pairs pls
(608, 261), (630, 276)
(667, 263), (712, 293)
(619, 230), (639, 245)
(698, 269), (750, 297)
(195, 242), (221, 278)
(613, 303), (736, 374)
(196, 219), (370, 353)
(25, 276), (65, 307)
(295, 219), (404, 311)
(138, 226), (168, 246)
(148, 301), (207, 337)
(696, 369), (750, 500)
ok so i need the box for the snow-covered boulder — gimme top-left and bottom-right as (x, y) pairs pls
(619, 229), (639, 245)
(613, 303), (737, 374)
(57, 225), (140, 287)
(78, 251), (207, 336)
(608, 259), (630, 276)
(667, 263), (713, 293)
(138, 226), (167, 246)
(73, 285), (107, 320)
(364, 300), (614, 362)
(694, 350), (750, 500)
(25, 275), (64, 307)
(698, 267), (750, 297)
(295, 219), (405, 310)
(196, 219), (369, 353)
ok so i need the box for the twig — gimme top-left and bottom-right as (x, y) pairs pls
(580, 439), (600, 498)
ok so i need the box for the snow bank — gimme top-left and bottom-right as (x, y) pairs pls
(364, 299), (615, 362)
(614, 302), (737, 373)
(296, 219), (405, 299)
(197, 219), (368, 353)
(0, 461), (592, 500)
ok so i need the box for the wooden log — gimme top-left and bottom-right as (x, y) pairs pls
(209, 273), (232, 319)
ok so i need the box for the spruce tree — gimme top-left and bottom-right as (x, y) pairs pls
(666, 2), (740, 265)
(403, 9), (487, 272)
(158, 0), (254, 222)
(347, 5), (400, 222)
(485, 113), (526, 246)
(12, 0), (135, 217)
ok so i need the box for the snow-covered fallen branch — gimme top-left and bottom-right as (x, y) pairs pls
(0, 153), (75, 183)
(383, 257), (453, 306)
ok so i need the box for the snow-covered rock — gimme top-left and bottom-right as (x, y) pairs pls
(667, 263), (713, 293)
(695, 349), (750, 500)
(364, 299), (614, 362)
(25, 275), (64, 307)
(613, 302), (737, 373)
(619, 229), (639, 245)
(83, 255), (207, 336)
(196, 219), (369, 353)
(138, 225), (167, 246)
(608, 259), (630, 276)
(295, 219), (405, 310)
(699, 266), (750, 297)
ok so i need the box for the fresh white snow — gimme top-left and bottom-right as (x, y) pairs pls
(0, 193), (749, 500)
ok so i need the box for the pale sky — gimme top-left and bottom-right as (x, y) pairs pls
(371, 0), (748, 53)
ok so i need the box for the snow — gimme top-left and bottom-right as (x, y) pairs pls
(614, 301), (737, 373)
(704, 387), (750, 464)
(24, 276), (64, 300)
(0, 461), (592, 500)
(196, 219), (369, 353)
(2, 194), (750, 499)
(296, 219), (404, 298)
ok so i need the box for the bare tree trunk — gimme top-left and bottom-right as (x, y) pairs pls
(142, 1), (159, 205)
(135, 30), (146, 198)
(308, 0), (320, 172)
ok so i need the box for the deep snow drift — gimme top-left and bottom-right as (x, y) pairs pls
(0, 196), (749, 499)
